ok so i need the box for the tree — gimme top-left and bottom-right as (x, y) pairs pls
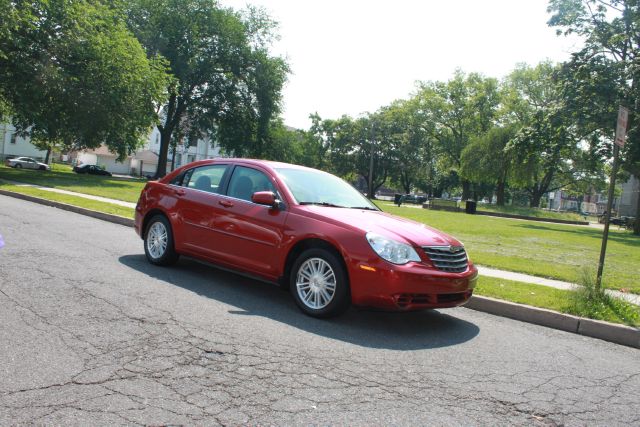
(127, 0), (288, 177)
(502, 62), (595, 207)
(415, 71), (500, 199)
(460, 125), (517, 205)
(0, 0), (169, 162)
(548, 0), (640, 233)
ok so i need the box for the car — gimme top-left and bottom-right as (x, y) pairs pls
(134, 159), (478, 318)
(73, 164), (113, 176)
(4, 156), (50, 170)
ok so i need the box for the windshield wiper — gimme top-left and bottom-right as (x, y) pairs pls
(350, 206), (379, 211)
(299, 201), (345, 208)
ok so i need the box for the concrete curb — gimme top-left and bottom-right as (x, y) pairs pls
(466, 296), (639, 349)
(0, 189), (134, 227)
(1, 189), (638, 349)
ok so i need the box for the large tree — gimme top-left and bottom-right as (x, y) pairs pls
(415, 71), (500, 199)
(548, 0), (640, 233)
(460, 125), (517, 206)
(0, 0), (168, 162)
(127, 0), (288, 177)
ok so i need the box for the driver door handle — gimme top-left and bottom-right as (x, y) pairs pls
(173, 188), (186, 196)
(219, 200), (234, 208)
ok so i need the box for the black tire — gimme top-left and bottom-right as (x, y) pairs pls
(39, 165), (46, 171)
(143, 215), (179, 266)
(15, 164), (21, 169)
(290, 248), (350, 318)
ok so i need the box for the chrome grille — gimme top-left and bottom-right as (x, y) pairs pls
(422, 246), (468, 273)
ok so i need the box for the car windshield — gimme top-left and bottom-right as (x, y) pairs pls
(275, 167), (379, 210)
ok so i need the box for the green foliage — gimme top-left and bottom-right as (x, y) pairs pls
(127, 0), (288, 176)
(566, 267), (640, 326)
(548, 0), (640, 232)
(0, 0), (169, 160)
(415, 70), (500, 199)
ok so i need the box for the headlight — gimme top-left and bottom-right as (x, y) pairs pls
(366, 232), (421, 265)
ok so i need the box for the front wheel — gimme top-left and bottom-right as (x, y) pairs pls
(144, 215), (179, 266)
(290, 248), (350, 318)
(14, 164), (21, 169)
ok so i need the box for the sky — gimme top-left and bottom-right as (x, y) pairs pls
(220, 0), (583, 130)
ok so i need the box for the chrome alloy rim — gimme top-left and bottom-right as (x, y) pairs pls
(147, 221), (168, 259)
(296, 257), (336, 310)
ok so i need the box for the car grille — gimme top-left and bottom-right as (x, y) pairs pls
(422, 246), (468, 273)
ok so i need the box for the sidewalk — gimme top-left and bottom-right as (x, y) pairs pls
(0, 179), (137, 209)
(3, 180), (639, 306)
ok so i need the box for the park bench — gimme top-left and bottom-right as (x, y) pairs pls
(426, 198), (460, 212)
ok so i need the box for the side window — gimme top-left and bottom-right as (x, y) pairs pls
(227, 166), (276, 202)
(184, 165), (228, 193)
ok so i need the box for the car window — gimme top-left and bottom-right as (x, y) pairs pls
(227, 166), (276, 202)
(183, 165), (228, 193)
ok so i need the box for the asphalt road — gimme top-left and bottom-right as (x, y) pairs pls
(0, 195), (638, 426)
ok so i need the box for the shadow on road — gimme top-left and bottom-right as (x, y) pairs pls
(119, 254), (480, 350)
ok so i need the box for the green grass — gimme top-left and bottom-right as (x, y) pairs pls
(476, 203), (587, 222)
(0, 183), (135, 218)
(380, 204), (640, 293)
(475, 276), (640, 327)
(0, 163), (146, 203)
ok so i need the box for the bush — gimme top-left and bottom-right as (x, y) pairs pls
(567, 267), (640, 326)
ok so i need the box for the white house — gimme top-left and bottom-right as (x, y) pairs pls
(77, 127), (225, 176)
(618, 175), (639, 217)
(0, 123), (48, 161)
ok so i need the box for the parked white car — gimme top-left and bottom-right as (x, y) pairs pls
(4, 157), (50, 170)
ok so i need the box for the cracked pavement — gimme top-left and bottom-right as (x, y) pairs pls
(0, 195), (638, 425)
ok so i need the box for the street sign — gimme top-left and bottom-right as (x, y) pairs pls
(615, 106), (629, 148)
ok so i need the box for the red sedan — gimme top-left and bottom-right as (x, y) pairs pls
(134, 159), (478, 318)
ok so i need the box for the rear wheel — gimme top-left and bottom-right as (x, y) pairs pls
(144, 215), (179, 266)
(290, 248), (350, 318)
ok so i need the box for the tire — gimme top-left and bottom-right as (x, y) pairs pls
(143, 215), (179, 266)
(290, 248), (350, 318)
(15, 164), (21, 168)
(39, 165), (46, 171)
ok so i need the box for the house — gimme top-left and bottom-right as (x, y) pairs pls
(0, 123), (47, 161)
(77, 128), (224, 176)
(617, 175), (639, 217)
(547, 189), (607, 214)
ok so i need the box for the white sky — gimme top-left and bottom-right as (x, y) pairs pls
(221, 0), (583, 130)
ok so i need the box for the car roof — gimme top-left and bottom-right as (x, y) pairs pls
(160, 158), (315, 183)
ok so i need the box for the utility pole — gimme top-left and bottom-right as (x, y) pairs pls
(596, 106), (628, 291)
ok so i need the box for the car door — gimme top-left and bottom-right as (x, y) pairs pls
(170, 164), (231, 258)
(25, 158), (37, 169)
(213, 165), (288, 278)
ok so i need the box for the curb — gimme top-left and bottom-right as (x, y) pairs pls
(0, 189), (134, 227)
(466, 296), (639, 349)
(1, 189), (638, 349)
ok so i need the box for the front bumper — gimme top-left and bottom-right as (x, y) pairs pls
(348, 258), (478, 311)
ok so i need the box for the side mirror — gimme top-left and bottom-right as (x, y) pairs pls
(252, 191), (283, 209)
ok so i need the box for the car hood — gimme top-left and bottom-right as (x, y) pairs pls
(299, 206), (463, 248)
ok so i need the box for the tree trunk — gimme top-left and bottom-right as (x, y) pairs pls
(496, 180), (506, 206)
(529, 190), (544, 208)
(44, 147), (51, 165)
(461, 180), (471, 200)
(155, 129), (171, 178)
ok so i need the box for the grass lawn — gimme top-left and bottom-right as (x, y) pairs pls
(380, 204), (640, 293)
(0, 163), (145, 203)
(476, 203), (587, 222)
(475, 276), (640, 327)
(0, 183), (135, 218)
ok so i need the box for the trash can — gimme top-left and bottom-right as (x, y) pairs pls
(465, 200), (477, 214)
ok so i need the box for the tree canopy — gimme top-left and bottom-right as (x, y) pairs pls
(0, 0), (169, 161)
